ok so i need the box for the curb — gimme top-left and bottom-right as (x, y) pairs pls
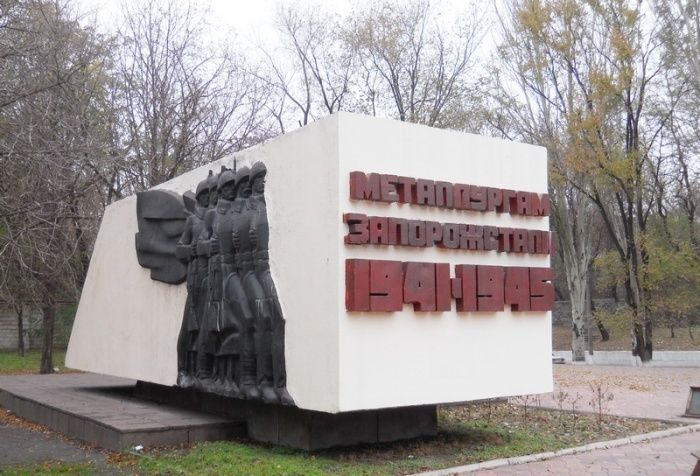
(412, 423), (700, 475)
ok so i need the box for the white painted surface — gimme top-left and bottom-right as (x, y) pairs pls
(67, 112), (553, 413)
(67, 118), (341, 411)
(336, 114), (552, 411)
(234, 117), (341, 412)
(65, 157), (231, 385)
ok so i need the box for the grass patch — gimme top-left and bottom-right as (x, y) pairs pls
(138, 442), (375, 475)
(1, 461), (96, 476)
(133, 401), (679, 475)
(0, 350), (67, 375)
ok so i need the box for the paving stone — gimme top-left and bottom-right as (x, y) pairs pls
(0, 373), (245, 451)
(0, 423), (106, 469)
(468, 366), (700, 476)
(539, 365), (699, 423)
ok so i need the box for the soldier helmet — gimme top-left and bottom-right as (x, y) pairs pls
(195, 173), (211, 197)
(206, 169), (218, 191)
(250, 162), (267, 180)
(218, 168), (237, 190)
(235, 165), (251, 186)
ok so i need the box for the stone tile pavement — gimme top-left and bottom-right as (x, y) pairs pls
(0, 373), (234, 431)
(0, 420), (107, 468)
(0, 372), (244, 464)
(538, 365), (699, 422)
(471, 365), (700, 475)
(475, 431), (699, 476)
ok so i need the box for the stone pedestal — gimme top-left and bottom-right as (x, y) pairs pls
(0, 374), (246, 452)
(134, 381), (437, 450)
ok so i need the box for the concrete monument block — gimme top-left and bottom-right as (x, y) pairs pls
(67, 112), (552, 421)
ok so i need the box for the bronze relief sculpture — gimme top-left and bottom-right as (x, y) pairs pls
(135, 162), (293, 405)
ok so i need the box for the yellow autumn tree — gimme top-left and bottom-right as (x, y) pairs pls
(494, 0), (669, 361)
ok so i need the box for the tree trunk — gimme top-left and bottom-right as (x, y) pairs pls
(40, 297), (56, 374)
(587, 291), (610, 342)
(593, 309), (610, 343)
(596, 320), (610, 341)
(625, 262), (653, 362)
(632, 319), (653, 362)
(16, 305), (25, 357)
(570, 279), (587, 362)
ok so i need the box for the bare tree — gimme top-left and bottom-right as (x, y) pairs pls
(345, 0), (484, 128)
(0, 0), (113, 372)
(655, 0), (700, 92)
(116, 0), (271, 190)
(654, 0), (700, 246)
(0, 0), (88, 110)
(254, 0), (486, 133)
(257, 5), (353, 132)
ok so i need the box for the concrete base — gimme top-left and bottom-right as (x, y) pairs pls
(0, 374), (246, 451)
(246, 402), (437, 450)
(134, 381), (438, 450)
(0, 373), (437, 452)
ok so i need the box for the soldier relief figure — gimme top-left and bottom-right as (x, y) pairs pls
(174, 177), (210, 387)
(136, 161), (292, 405)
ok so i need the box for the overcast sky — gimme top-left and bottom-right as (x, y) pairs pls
(76, 0), (489, 51)
(78, 0), (370, 42)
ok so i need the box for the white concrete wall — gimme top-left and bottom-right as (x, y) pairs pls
(66, 118), (341, 411)
(234, 117), (341, 412)
(65, 157), (231, 385)
(336, 114), (552, 411)
(67, 112), (553, 413)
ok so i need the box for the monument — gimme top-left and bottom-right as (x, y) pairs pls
(66, 112), (554, 449)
